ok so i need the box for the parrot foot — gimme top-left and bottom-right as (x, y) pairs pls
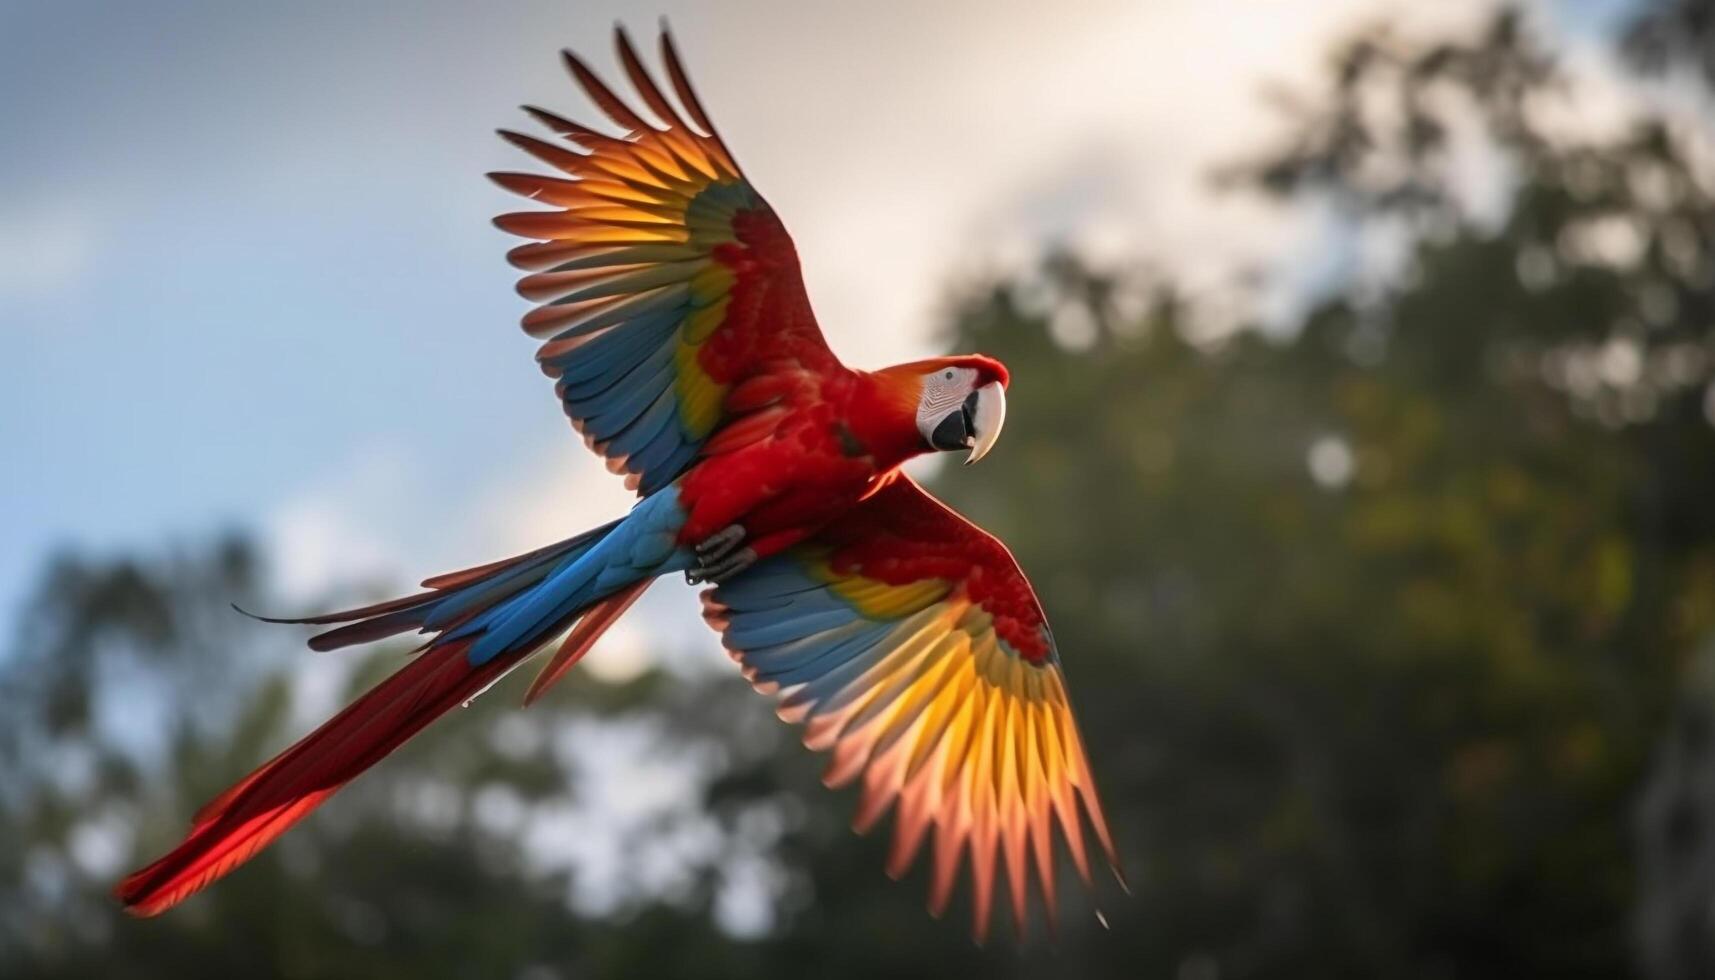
(686, 547), (756, 585)
(695, 524), (746, 561)
(686, 525), (755, 585)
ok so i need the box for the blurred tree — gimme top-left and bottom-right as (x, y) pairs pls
(1636, 636), (1715, 980)
(6, 4), (1715, 979)
(1626, 0), (1715, 86)
(1215, 10), (1715, 974)
(0, 540), (809, 979)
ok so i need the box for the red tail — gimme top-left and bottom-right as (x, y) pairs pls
(115, 637), (524, 915)
(524, 580), (648, 705)
(116, 520), (660, 916)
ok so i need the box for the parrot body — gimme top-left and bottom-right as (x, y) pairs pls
(118, 27), (1122, 941)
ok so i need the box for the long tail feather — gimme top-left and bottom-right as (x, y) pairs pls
(240, 521), (619, 652)
(117, 486), (690, 916)
(524, 579), (650, 705)
(115, 636), (521, 916)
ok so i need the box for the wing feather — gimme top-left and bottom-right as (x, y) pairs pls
(705, 475), (1123, 941)
(493, 27), (836, 496)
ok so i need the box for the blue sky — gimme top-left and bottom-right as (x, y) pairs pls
(0, 0), (1643, 669)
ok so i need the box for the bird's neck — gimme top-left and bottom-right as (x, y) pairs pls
(840, 368), (929, 471)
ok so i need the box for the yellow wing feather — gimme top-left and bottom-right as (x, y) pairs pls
(707, 478), (1126, 943)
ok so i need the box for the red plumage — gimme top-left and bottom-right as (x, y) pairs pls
(116, 638), (527, 916)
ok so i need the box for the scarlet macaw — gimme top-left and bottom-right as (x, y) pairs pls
(117, 26), (1122, 940)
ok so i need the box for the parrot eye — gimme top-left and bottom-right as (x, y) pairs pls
(944, 370), (954, 380)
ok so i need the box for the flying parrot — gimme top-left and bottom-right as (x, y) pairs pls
(116, 25), (1123, 941)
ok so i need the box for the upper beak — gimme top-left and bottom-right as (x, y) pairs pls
(965, 381), (1006, 465)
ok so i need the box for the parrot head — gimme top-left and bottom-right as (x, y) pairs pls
(905, 355), (1011, 465)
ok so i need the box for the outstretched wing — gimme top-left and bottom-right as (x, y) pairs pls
(492, 27), (837, 496)
(702, 475), (1124, 941)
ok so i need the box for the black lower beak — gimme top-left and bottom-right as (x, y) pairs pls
(928, 391), (981, 452)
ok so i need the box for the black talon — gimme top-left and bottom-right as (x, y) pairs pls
(687, 526), (752, 585)
(686, 547), (756, 586)
(695, 524), (745, 560)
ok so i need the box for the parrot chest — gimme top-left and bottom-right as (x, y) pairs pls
(677, 367), (925, 558)
(677, 434), (889, 558)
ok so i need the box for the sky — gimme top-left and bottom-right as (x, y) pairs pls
(3, 0), (1669, 936)
(1, 0), (1639, 675)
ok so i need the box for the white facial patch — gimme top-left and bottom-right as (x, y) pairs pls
(916, 366), (976, 437)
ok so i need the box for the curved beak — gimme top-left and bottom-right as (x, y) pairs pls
(965, 381), (1006, 465)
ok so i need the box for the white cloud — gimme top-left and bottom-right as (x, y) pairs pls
(465, 444), (637, 558)
(264, 444), (418, 603)
(684, 0), (1500, 359)
(0, 205), (97, 304)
